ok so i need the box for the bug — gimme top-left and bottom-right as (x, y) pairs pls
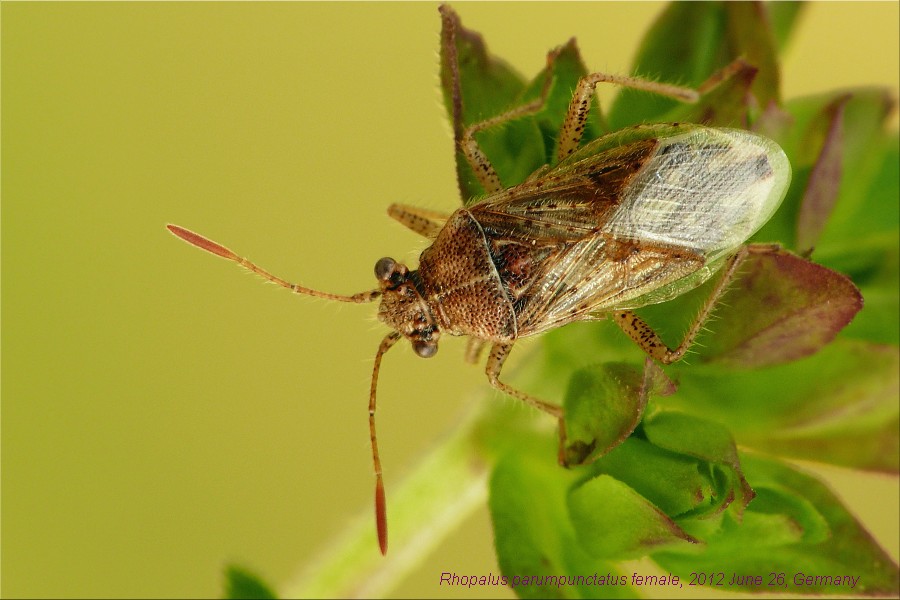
(167, 16), (790, 556)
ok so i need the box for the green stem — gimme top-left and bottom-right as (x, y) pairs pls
(281, 397), (491, 598)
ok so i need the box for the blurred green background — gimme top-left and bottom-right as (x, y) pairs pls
(2, 2), (897, 598)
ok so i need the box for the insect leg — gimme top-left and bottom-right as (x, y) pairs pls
(387, 204), (449, 239)
(486, 343), (572, 465)
(485, 343), (563, 418)
(370, 331), (401, 555)
(442, 4), (555, 194)
(458, 76), (555, 194)
(464, 338), (487, 364)
(613, 245), (776, 364)
(556, 73), (699, 161)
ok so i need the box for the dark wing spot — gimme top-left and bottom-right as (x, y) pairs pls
(753, 153), (773, 178)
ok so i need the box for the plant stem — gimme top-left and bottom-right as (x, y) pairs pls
(281, 398), (491, 598)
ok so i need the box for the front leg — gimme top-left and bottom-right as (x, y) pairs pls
(485, 343), (562, 417)
(555, 59), (753, 161)
(458, 76), (554, 194)
(485, 342), (571, 465)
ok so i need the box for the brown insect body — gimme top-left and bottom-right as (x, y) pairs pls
(378, 123), (786, 358)
(168, 39), (790, 555)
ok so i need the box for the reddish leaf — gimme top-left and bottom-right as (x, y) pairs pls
(671, 59), (758, 128)
(797, 95), (850, 253)
(724, 1), (781, 109)
(700, 249), (862, 368)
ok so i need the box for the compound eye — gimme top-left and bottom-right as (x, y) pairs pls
(374, 257), (396, 282)
(412, 340), (438, 359)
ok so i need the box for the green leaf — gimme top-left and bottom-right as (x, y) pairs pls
(587, 437), (716, 519)
(223, 565), (277, 600)
(819, 132), (899, 350)
(768, 1), (807, 52)
(609, 2), (783, 129)
(439, 5), (542, 202)
(609, 2), (728, 128)
(562, 360), (671, 465)
(723, 1), (781, 108)
(671, 339), (900, 472)
(490, 444), (636, 599)
(840, 147), (900, 345)
(667, 59), (758, 128)
(518, 39), (604, 162)
(641, 411), (754, 519)
(817, 108), (898, 285)
(568, 475), (699, 559)
(653, 455), (900, 596)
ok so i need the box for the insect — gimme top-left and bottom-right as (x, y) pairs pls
(168, 25), (790, 555)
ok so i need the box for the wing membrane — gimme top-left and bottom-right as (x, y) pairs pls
(465, 124), (790, 334)
(601, 127), (790, 262)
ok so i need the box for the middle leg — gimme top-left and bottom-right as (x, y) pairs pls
(556, 72), (699, 161)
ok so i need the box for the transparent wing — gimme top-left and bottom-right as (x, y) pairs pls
(600, 127), (790, 262)
(466, 125), (790, 334)
(471, 125), (789, 261)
